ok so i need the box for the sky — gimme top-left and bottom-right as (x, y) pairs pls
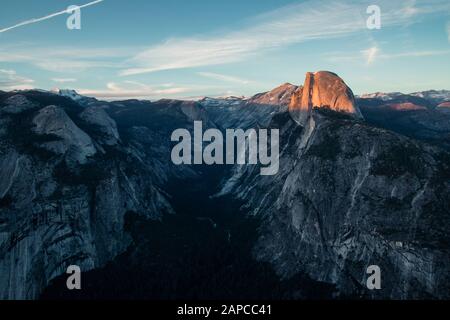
(0, 0), (449, 100)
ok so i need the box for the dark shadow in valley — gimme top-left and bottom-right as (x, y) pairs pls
(40, 165), (336, 300)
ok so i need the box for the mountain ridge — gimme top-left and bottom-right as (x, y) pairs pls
(0, 72), (449, 299)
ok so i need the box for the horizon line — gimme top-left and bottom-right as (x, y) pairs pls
(1, 86), (449, 102)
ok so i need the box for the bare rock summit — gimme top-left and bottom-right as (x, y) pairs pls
(289, 71), (363, 125)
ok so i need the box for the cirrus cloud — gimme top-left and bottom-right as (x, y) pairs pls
(0, 47), (131, 73)
(197, 72), (250, 85)
(52, 78), (77, 83)
(0, 0), (104, 34)
(75, 81), (219, 101)
(120, 0), (450, 76)
(363, 47), (379, 65)
(447, 22), (450, 42)
(0, 69), (34, 90)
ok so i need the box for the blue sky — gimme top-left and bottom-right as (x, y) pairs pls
(0, 0), (449, 100)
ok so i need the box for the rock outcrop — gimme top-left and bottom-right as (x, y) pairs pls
(218, 74), (450, 299)
(219, 106), (450, 299)
(80, 106), (120, 146)
(200, 83), (297, 130)
(357, 95), (450, 150)
(289, 71), (363, 125)
(249, 83), (298, 106)
(438, 102), (450, 109)
(0, 94), (204, 299)
(2, 95), (37, 114)
(32, 105), (97, 163)
(410, 90), (450, 104)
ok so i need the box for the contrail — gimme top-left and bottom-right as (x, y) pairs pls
(0, 0), (104, 33)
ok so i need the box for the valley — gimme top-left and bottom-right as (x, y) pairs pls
(0, 71), (449, 299)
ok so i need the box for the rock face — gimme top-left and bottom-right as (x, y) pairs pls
(32, 105), (97, 163)
(249, 83), (298, 106)
(438, 102), (450, 109)
(0, 92), (206, 299)
(160, 99), (210, 123)
(58, 89), (97, 106)
(359, 92), (404, 101)
(359, 91), (449, 110)
(410, 90), (450, 104)
(289, 71), (363, 125)
(201, 83), (296, 130)
(2, 95), (36, 114)
(218, 74), (450, 299)
(357, 95), (450, 150)
(219, 107), (450, 299)
(1, 78), (450, 300)
(79, 106), (120, 146)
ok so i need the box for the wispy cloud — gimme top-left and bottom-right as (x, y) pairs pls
(120, 0), (450, 76)
(0, 0), (104, 33)
(447, 22), (450, 42)
(326, 48), (450, 63)
(0, 69), (34, 90)
(197, 72), (250, 85)
(363, 47), (379, 64)
(0, 47), (130, 73)
(76, 81), (215, 100)
(52, 78), (77, 83)
(382, 50), (450, 59)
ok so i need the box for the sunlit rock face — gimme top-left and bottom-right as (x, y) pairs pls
(218, 73), (450, 299)
(199, 83), (297, 130)
(249, 83), (298, 107)
(289, 71), (363, 125)
(438, 102), (450, 109)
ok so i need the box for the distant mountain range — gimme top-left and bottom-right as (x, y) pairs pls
(359, 90), (450, 106)
(1, 72), (449, 300)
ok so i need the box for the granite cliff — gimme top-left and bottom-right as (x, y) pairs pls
(0, 72), (449, 299)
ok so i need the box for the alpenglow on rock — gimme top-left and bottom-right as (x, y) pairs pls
(289, 71), (363, 125)
(248, 83), (299, 107)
